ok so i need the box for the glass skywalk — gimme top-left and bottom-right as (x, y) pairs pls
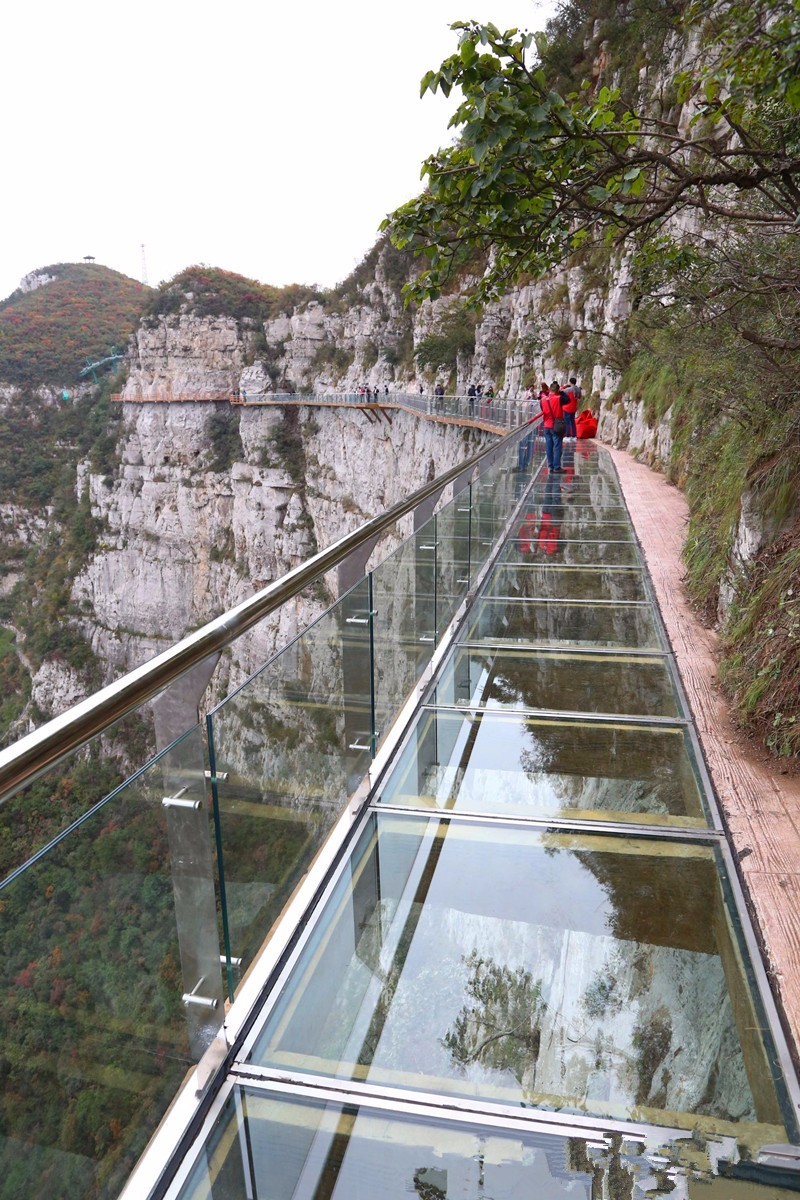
(166, 439), (800, 1200)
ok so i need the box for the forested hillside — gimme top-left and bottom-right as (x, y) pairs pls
(0, 263), (149, 389)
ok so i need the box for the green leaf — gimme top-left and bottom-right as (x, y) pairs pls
(460, 37), (477, 66)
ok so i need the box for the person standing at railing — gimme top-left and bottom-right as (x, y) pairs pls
(434, 382), (444, 412)
(467, 383), (477, 416)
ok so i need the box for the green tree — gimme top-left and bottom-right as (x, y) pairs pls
(383, 7), (800, 309)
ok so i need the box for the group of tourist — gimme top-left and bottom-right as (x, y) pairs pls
(532, 377), (583, 473)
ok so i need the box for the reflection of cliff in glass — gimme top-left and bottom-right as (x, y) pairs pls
(249, 814), (786, 1144)
(433, 646), (683, 719)
(379, 710), (706, 826)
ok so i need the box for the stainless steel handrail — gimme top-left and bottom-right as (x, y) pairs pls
(0, 423), (532, 802)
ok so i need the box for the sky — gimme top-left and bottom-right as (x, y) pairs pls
(0, 0), (559, 302)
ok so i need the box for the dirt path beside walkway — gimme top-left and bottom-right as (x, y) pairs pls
(606, 442), (800, 1067)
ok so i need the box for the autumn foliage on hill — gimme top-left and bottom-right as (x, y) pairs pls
(0, 263), (150, 388)
(145, 264), (321, 324)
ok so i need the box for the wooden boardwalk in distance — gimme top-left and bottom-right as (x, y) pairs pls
(607, 442), (800, 1067)
(110, 391), (525, 438)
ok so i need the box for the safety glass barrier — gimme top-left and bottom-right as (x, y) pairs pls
(245, 812), (791, 1149)
(0, 651), (220, 884)
(0, 725), (219, 1200)
(207, 580), (373, 990)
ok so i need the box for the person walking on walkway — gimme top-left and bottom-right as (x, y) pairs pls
(541, 381), (566, 473)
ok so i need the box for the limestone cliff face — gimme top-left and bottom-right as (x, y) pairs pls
(40, 400), (487, 719)
(122, 239), (629, 405)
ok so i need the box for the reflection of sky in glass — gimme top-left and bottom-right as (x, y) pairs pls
(179, 1089), (601, 1200)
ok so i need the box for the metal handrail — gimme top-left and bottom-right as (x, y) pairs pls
(0, 423), (532, 802)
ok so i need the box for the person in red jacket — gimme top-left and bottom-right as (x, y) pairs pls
(562, 378), (579, 440)
(540, 381), (565, 473)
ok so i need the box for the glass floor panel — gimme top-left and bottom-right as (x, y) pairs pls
(516, 515), (634, 541)
(510, 511), (633, 544)
(377, 709), (707, 826)
(462, 598), (665, 651)
(484, 564), (648, 603)
(246, 813), (787, 1143)
(500, 538), (642, 566)
(432, 646), (683, 719)
(175, 1084), (792, 1200)
(525, 482), (623, 499)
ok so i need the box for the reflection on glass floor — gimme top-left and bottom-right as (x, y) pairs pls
(246, 813), (785, 1143)
(378, 710), (706, 826)
(432, 646), (683, 718)
(171, 442), (799, 1198)
(178, 1085), (795, 1200)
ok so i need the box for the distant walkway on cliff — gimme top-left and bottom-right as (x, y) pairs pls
(110, 390), (533, 436)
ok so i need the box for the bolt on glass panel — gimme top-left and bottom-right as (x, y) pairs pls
(377, 709), (708, 827)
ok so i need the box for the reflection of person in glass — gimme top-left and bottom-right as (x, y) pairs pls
(538, 475), (563, 555)
(517, 476), (563, 557)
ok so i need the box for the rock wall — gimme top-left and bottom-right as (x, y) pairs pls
(55, 400), (488, 715)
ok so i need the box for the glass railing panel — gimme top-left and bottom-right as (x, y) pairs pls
(484, 564), (649, 602)
(499, 536), (642, 566)
(462, 598), (666, 652)
(1, 726), (216, 1200)
(377, 709), (707, 826)
(431, 503), (471, 631)
(431, 647), (684, 719)
(0, 747), (126, 887)
(468, 470), (518, 577)
(371, 529), (436, 742)
(247, 812), (788, 1146)
(207, 581), (373, 982)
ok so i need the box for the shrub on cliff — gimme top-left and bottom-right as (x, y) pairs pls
(145, 266), (322, 325)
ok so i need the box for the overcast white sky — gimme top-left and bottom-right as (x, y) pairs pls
(1, 0), (559, 302)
